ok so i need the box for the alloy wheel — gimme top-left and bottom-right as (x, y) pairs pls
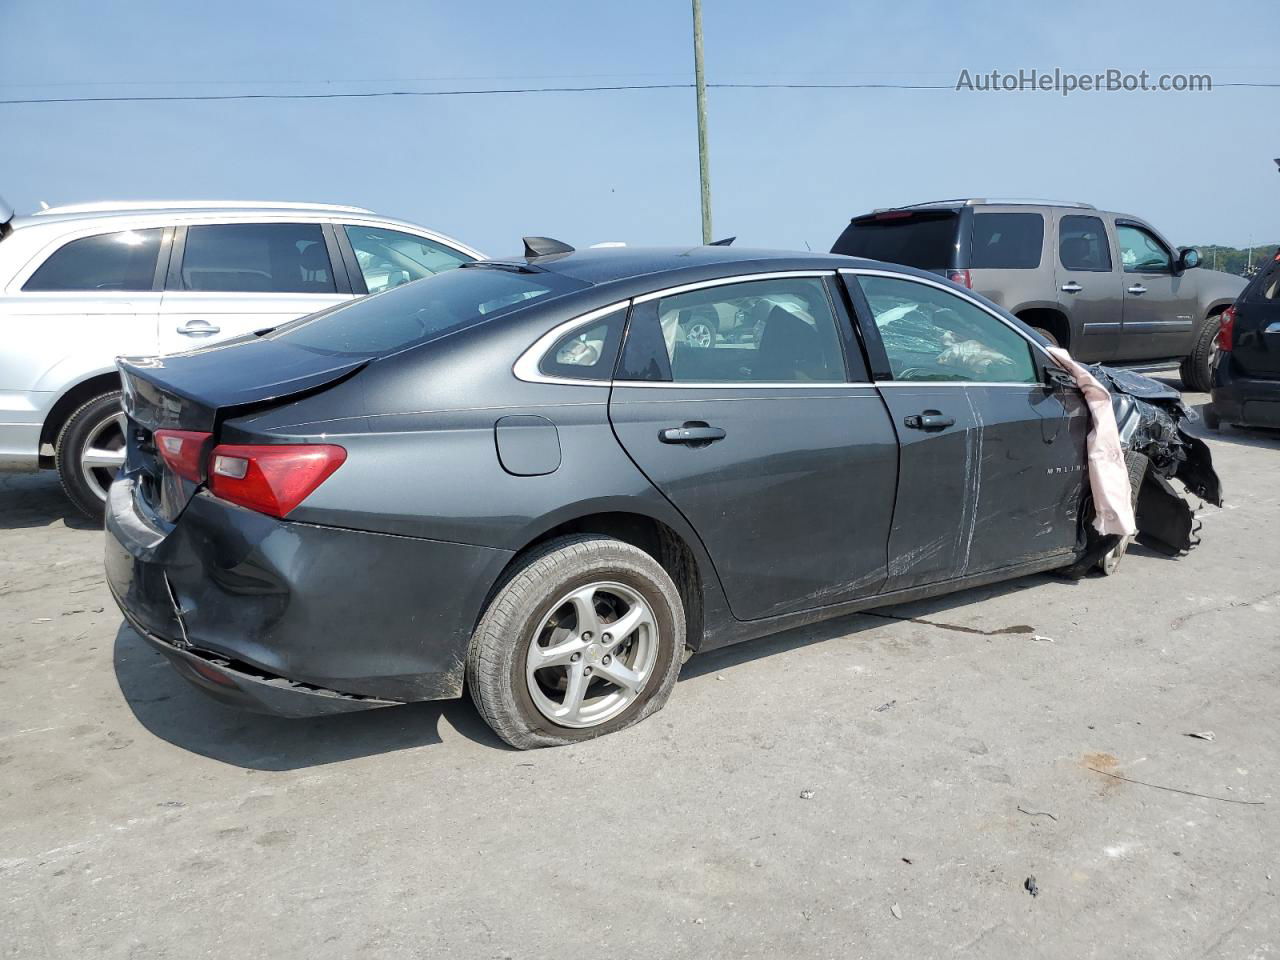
(80, 411), (127, 503)
(525, 581), (659, 728)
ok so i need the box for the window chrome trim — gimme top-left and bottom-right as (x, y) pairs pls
(612, 380), (870, 390)
(632, 270), (834, 304)
(839, 267), (1057, 385)
(512, 300), (632, 386)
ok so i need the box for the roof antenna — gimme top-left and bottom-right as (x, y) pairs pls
(523, 236), (575, 258)
(708, 236), (735, 246)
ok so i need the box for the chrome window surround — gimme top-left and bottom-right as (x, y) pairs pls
(512, 270), (865, 388)
(840, 267), (1055, 386)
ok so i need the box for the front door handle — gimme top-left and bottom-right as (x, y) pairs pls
(903, 410), (955, 431)
(178, 319), (221, 337)
(659, 424), (727, 445)
(1127, 284), (1147, 296)
(1060, 281), (1083, 293)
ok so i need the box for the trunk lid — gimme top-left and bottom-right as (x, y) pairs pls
(1229, 250), (1280, 378)
(118, 337), (367, 521)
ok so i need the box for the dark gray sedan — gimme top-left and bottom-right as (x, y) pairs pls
(105, 242), (1216, 748)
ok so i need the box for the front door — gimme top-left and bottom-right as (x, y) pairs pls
(846, 271), (1088, 592)
(1114, 221), (1197, 361)
(608, 274), (899, 621)
(1054, 212), (1123, 362)
(157, 222), (352, 354)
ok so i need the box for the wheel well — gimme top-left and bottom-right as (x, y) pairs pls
(502, 512), (705, 652)
(1016, 308), (1071, 350)
(38, 373), (122, 468)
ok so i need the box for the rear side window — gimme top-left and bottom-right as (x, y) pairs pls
(24, 229), (162, 291)
(832, 211), (960, 270)
(344, 225), (473, 294)
(1059, 215), (1113, 272)
(270, 264), (584, 357)
(539, 309), (626, 380)
(180, 223), (335, 293)
(970, 213), (1043, 269)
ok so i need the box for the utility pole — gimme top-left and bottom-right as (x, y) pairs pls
(691, 0), (712, 244)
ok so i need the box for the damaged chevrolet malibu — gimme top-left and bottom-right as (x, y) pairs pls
(105, 241), (1221, 748)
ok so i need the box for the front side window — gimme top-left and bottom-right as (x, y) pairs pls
(344, 226), (473, 294)
(180, 223), (335, 293)
(1116, 224), (1172, 274)
(1059, 215), (1113, 272)
(23, 228), (162, 292)
(856, 275), (1038, 383)
(646, 277), (846, 383)
(970, 213), (1043, 269)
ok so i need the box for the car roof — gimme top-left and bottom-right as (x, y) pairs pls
(863, 198), (1097, 215)
(12, 200), (375, 229)
(485, 245), (858, 287)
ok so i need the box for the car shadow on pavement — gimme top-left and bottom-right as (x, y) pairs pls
(113, 624), (511, 769)
(0, 473), (98, 531)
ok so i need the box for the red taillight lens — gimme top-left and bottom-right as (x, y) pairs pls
(207, 444), (347, 518)
(1217, 305), (1236, 353)
(153, 429), (212, 483)
(947, 269), (973, 288)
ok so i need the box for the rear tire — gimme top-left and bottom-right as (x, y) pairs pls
(467, 535), (685, 749)
(1031, 327), (1060, 348)
(1179, 317), (1220, 393)
(1203, 407), (1222, 432)
(55, 390), (125, 524)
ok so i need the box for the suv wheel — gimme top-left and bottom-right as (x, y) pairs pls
(1179, 316), (1220, 393)
(55, 390), (125, 523)
(1031, 327), (1061, 348)
(467, 535), (685, 749)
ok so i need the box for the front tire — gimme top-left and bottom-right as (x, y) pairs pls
(55, 390), (125, 523)
(1179, 316), (1220, 393)
(467, 535), (685, 749)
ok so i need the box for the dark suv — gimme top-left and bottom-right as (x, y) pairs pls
(1209, 248), (1280, 429)
(832, 199), (1244, 390)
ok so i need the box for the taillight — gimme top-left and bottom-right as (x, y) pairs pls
(1217, 305), (1236, 353)
(208, 444), (347, 518)
(153, 429), (212, 483)
(947, 269), (973, 288)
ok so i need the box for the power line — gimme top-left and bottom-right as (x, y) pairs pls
(0, 80), (1276, 106)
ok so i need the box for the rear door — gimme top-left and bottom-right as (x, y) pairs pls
(844, 270), (1087, 590)
(1114, 220), (1197, 361)
(1230, 251), (1280, 378)
(608, 272), (900, 621)
(1053, 212), (1123, 361)
(831, 207), (964, 275)
(157, 221), (353, 353)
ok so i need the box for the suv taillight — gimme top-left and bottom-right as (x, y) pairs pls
(208, 444), (347, 518)
(1217, 305), (1236, 353)
(947, 269), (973, 289)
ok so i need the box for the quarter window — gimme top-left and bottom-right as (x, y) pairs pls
(344, 225), (473, 294)
(539, 309), (626, 381)
(1116, 224), (1172, 274)
(637, 277), (846, 383)
(1059, 215), (1113, 272)
(970, 213), (1043, 269)
(179, 223), (336, 293)
(23, 229), (163, 292)
(856, 275), (1038, 383)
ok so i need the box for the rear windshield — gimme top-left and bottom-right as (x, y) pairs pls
(832, 211), (959, 269)
(268, 265), (584, 357)
(970, 212), (1044, 269)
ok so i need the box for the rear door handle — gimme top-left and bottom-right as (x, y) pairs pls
(178, 319), (221, 337)
(659, 424), (726, 444)
(903, 410), (955, 431)
(1060, 281), (1082, 293)
(1127, 284), (1147, 296)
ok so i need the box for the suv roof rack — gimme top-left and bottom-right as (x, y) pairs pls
(869, 198), (1096, 214)
(31, 200), (374, 216)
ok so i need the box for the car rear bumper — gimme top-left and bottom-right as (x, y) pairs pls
(105, 477), (514, 713)
(1211, 358), (1280, 427)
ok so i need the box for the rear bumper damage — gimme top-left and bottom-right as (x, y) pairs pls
(105, 477), (513, 715)
(1092, 365), (1222, 556)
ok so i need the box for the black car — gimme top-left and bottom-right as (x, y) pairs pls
(105, 241), (1216, 749)
(1208, 249), (1280, 429)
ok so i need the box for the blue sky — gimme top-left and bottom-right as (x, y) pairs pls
(2, 0), (1275, 256)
